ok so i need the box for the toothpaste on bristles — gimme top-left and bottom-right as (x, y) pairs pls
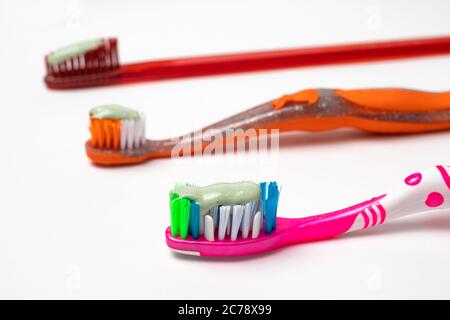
(89, 104), (146, 150)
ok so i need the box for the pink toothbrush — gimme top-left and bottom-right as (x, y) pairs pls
(166, 165), (450, 257)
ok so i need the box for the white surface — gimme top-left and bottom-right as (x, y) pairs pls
(1, 0), (450, 299)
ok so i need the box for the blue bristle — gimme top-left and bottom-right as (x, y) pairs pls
(187, 200), (193, 235)
(260, 182), (267, 231)
(260, 182), (267, 203)
(188, 201), (200, 240)
(260, 182), (269, 233)
(261, 181), (280, 234)
(269, 182), (280, 231)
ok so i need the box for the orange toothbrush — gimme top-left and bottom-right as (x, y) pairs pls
(86, 88), (450, 166)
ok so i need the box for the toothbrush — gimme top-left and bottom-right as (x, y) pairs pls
(44, 35), (450, 89)
(86, 88), (450, 166)
(166, 165), (450, 257)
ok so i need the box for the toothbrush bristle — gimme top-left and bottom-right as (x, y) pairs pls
(89, 115), (146, 150)
(169, 182), (280, 241)
(45, 38), (119, 78)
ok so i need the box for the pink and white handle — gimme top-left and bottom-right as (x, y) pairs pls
(349, 165), (450, 231)
(282, 165), (450, 245)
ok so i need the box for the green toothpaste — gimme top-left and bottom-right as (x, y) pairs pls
(89, 104), (140, 120)
(171, 181), (260, 215)
(47, 39), (103, 65)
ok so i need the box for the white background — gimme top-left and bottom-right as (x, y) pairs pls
(1, 0), (450, 299)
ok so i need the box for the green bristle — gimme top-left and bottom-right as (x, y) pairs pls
(169, 192), (178, 202)
(179, 198), (191, 239)
(170, 196), (180, 237)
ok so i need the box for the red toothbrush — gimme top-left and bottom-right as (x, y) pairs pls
(44, 35), (450, 90)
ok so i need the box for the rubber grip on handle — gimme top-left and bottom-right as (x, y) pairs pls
(272, 89), (319, 109)
(335, 88), (450, 112)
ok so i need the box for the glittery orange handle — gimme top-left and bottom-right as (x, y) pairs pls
(271, 88), (450, 134)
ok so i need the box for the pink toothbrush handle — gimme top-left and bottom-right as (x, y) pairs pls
(281, 165), (450, 245)
(278, 195), (386, 244)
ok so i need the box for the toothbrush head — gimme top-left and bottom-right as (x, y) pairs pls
(86, 104), (149, 165)
(44, 38), (120, 89)
(166, 181), (281, 257)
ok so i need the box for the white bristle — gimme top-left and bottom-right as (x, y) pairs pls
(241, 202), (253, 239)
(80, 55), (86, 68)
(231, 205), (244, 241)
(140, 113), (146, 145)
(211, 207), (219, 228)
(120, 120), (127, 150)
(252, 211), (261, 239)
(134, 119), (142, 147)
(204, 215), (214, 242)
(259, 205), (264, 230)
(127, 120), (135, 150)
(218, 206), (231, 240)
(73, 57), (79, 70)
(199, 202), (261, 241)
(119, 116), (146, 150)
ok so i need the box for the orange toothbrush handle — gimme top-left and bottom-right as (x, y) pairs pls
(271, 88), (450, 133)
(335, 88), (450, 112)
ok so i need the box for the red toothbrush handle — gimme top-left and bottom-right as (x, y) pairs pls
(119, 35), (450, 83)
